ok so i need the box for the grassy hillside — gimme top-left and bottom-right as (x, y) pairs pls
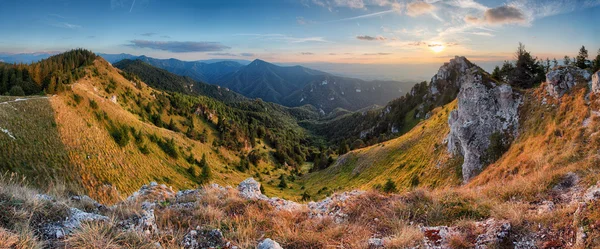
(300, 100), (462, 199)
(0, 57), (312, 203)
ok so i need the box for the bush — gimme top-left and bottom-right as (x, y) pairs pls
(89, 99), (98, 109)
(383, 179), (397, 193)
(157, 138), (178, 159)
(72, 94), (83, 104)
(107, 123), (130, 147)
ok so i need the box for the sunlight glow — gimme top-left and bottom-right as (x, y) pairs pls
(430, 44), (445, 53)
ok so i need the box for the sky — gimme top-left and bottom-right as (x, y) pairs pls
(0, 0), (598, 80)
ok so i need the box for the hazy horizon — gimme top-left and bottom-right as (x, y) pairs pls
(1, 0), (599, 81)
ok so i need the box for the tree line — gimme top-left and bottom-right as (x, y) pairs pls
(0, 49), (96, 96)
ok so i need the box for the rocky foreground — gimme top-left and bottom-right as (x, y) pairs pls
(2, 174), (600, 248)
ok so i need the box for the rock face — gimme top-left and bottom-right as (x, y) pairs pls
(545, 66), (591, 98)
(447, 68), (521, 182)
(592, 70), (600, 94)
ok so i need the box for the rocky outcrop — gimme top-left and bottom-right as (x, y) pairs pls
(545, 66), (591, 98)
(238, 178), (365, 219)
(181, 227), (236, 249)
(43, 208), (109, 239)
(592, 70), (600, 94)
(422, 218), (511, 249)
(447, 68), (521, 182)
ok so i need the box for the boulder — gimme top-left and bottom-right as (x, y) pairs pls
(545, 66), (591, 98)
(237, 178), (267, 200)
(43, 208), (109, 239)
(368, 237), (384, 248)
(181, 227), (230, 249)
(592, 70), (600, 94)
(257, 238), (283, 249)
(447, 68), (521, 182)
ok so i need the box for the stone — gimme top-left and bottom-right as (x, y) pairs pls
(257, 238), (283, 249)
(237, 178), (267, 200)
(584, 182), (600, 202)
(592, 70), (600, 94)
(421, 219), (510, 249)
(137, 202), (158, 235)
(43, 207), (109, 239)
(545, 66), (591, 98)
(368, 237), (384, 248)
(447, 68), (521, 182)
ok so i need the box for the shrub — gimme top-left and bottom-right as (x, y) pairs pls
(157, 138), (178, 159)
(72, 93), (83, 104)
(107, 123), (130, 147)
(89, 99), (98, 109)
(383, 179), (398, 193)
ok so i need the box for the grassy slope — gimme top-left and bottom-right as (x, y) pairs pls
(468, 83), (600, 198)
(0, 58), (271, 203)
(300, 100), (462, 199)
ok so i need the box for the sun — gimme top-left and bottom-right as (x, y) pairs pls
(430, 44), (445, 53)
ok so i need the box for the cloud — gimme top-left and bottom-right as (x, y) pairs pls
(444, 0), (487, 11)
(87, 36), (96, 39)
(406, 1), (435, 16)
(240, 53), (255, 57)
(140, 32), (156, 37)
(408, 41), (426, 46)
(235, 34), (329, 43)
(161, 35), (171, 38)
(301, 52), (315, 55)
(52, 22), (81, 29)
(483, 5), (526, 24)
(325, 9), (397, 22)
(128, 40), (231, 53)
(207, 53), (238, 56)
(332, 0), (365, 9)
(329, 53), (337, 55)
(296, 16), (315, 25)
(465, 5), (526, 25)
(356, 35), (387, 41)
(363, 52), (392, 55)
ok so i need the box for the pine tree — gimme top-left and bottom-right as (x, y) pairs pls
(278, 174), (288, 189)
(592, 49), (600, 72)
(553, 58), (559, 69)
(564, 56), (572, 66)
(200, 153), (211, 183)
(545, 58), (551, 73)
(575, 45), (589, 69)
(491, 66), (501, 81)
(509, 43), (544, 89)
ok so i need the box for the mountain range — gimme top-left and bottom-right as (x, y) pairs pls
(103, 54), (413, 112)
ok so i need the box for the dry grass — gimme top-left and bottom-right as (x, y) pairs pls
(65, 221), (156, 249)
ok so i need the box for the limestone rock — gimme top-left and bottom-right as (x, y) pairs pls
(447, 68), (521, 182)
(181, 227), (230, 249)
(422, 219), (510, 249)
(592, 70), (600, 94)
(545, 66), (591, 98)
(258, 238), (283, 249)
(237, 178), (267, 200)
(368, 237), (384, 248)
(43, 208), (109, 239)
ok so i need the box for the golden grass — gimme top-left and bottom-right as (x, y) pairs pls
(300, 101), (461, 199)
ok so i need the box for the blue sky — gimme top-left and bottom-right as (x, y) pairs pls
(0, 0), (598, 80)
